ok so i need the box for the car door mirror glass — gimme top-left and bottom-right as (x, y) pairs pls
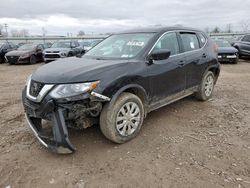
(150, 49), (171, 61)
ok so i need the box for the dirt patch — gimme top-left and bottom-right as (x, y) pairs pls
(0, 61), (250, 188)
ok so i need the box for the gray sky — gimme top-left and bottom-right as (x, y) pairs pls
(0, 0), (250, 36)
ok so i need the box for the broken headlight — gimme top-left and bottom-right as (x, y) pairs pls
(49, 81), (99, 99)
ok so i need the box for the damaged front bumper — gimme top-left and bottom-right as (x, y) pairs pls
(22, 89), (110, 154)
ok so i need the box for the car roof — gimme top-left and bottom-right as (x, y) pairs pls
(116, 26), (203, 34)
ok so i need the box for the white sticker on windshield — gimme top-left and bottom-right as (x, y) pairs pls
(121, 54), (129, 58)
(126, 41), (145, 46)
(190, 42), (195, 49)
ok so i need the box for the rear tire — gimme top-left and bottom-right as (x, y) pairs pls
(195, 71), (215, 101)
(100, 92), (144, 143)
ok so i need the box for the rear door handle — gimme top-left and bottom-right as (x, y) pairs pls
(178, 60), (185, 67)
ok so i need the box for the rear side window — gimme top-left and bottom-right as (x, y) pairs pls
(197, 33), (207, 47)
(153, 32), (179, 56)
(180, 33), (200, 52)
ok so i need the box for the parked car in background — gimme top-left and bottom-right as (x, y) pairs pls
(5, 43), (44, 64)
(0, 42), (18, 63)
(43, 42), (52, 49)
(214, 39), (239, 64)
(78, 40), (91, 53)
(22, 27), (220, 153)
(233, 34), (250, 58)
(84, 39), (103, 52)
(17, 42), (27, 47)
(43, 40), (82, 63)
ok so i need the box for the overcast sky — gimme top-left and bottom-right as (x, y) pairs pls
(0, 0), (250, 36)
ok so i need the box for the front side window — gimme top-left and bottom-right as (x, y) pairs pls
(85, 33), (155, 59)
(180, 33), (200, 52)
(153, 32), (179, 56)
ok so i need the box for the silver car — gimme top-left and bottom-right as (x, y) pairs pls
(43, 40), (82, 63)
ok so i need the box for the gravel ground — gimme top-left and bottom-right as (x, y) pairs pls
(0, 59), (250, 188)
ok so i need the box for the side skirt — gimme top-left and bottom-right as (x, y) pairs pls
(148, 86), (198, 113)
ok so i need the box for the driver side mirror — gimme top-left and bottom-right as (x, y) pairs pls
(150, 49), (171, 61)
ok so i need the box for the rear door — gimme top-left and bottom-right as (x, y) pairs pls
(178, 32), (208, 89)
(240, 35), (250, 53)
(148, 32), (187, 103)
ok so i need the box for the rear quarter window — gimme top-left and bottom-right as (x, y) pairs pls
(180, 33), (200, 52)
(197, 33), (207, 48)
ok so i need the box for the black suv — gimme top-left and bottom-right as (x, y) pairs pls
(0, 41), (17, 63)
(233, 34), (250, 58)
(22, 27), (220, 154)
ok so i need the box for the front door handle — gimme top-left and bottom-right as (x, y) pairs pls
(178, 60), (185, 67)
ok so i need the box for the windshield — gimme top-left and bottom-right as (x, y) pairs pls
(51, 41), (71, 48)
(90, 40), (102, 47)
(215, 40), (231, 47)
(18, 44), (36, 51)
(85, 33), (155, 59)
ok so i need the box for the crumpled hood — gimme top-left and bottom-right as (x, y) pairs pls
(6, 50), (31, 56)
(218, 47), (238, 54)
(32, 56), (130, 84)
(44, 48), (70, 53)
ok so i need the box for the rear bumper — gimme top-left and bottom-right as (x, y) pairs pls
(22, 90), (75, 154)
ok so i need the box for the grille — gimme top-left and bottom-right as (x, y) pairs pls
(29, 80), (45, 97)
(44, 54), (60, 58)
(6, 56), (19, 64)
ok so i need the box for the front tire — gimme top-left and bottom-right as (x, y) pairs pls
(100, 92), (144, 143)
(29, 55), (36, 64)
(195, 71), (215, 101)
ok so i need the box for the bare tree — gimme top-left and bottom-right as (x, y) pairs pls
(10, 29), (20, 37)
(19, 29), (29, 37)
(212, 26), (220, 33)
(42, 27), (47, 37)
(77, 30), (85, 36)
(240, 19), (250, 32)
(226, 24), (232, 33)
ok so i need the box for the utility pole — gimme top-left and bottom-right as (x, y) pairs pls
(4, 23), (8, 37)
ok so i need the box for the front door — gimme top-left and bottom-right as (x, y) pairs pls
(147, 32), (187, 104)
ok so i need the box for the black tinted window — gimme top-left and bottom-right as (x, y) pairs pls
(153, 32), (179, 55)
(180, 33), (200, 52)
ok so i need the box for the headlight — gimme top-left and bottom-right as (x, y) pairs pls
(60, 52), (67, 56)
(49, 81), (100, 99)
